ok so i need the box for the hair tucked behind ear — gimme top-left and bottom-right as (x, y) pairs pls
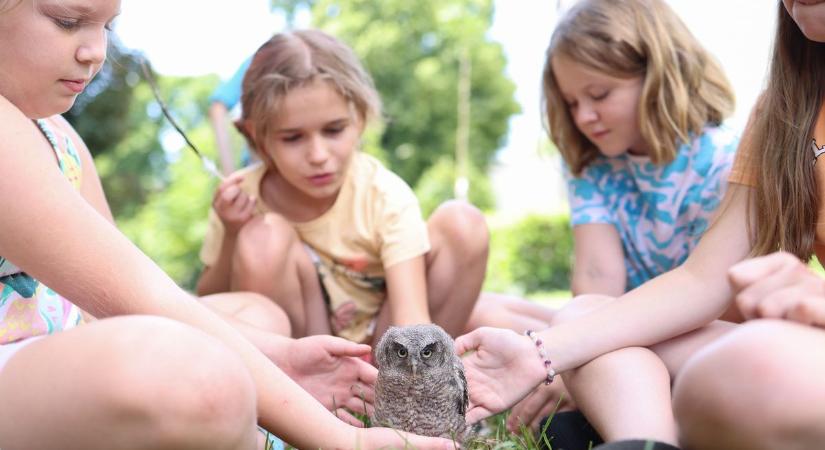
(542, 0), (734, 175)
(235, 29), (381, 157)
(748, 3), (825, 260)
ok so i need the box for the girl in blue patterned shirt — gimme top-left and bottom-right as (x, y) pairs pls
(507, 0), (741, 446)
(548, 2), (740, 298)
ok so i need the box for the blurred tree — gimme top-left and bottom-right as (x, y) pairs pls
(272, 0), (519, 193)
(414, 157), (494, 218)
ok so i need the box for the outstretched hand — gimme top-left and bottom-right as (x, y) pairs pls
(729, 251), (825, 327)
(281, 335), (377, 426)
(455, 327), (547, 424)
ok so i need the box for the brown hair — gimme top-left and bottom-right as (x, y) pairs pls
(542, 0), (735, 175)
(748, 3), (825, 260)
(236, 29), (381, 155)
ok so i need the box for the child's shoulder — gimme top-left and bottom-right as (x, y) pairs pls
(0, 94), (36, 135)
(0, 95), (89, 160)
(351, 153), (407, 186)
(349, 153), (417, 202)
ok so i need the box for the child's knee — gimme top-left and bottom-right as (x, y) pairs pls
(673, 320), (816, 448)
(235, 213), (299, 272)
(206, 291), (293, 335)
(430, 200), (489, 254)
(94, 316), (257, 445)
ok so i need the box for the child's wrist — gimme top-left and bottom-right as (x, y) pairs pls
(524, 330), (557, 386)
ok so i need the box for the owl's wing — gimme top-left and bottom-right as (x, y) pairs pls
(453, 359), (469, 416)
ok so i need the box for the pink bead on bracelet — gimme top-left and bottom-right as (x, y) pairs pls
(525, 330), (556, 385)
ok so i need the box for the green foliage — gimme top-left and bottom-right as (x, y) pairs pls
(486, 215), (573, 294)
(414, 157), (495, 218)
(118, 152), (216, 289)
(294, 0), (519, 189)
(110, 74), (221, 289)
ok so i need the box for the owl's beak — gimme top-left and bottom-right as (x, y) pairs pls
(411, 359), (418, 379)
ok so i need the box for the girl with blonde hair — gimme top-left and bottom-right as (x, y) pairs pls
(459, 1), (825, 449)
(478, 0), (742, 446)
(197, 29), (488, 348)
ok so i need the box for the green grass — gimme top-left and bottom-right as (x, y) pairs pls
(462, 412), (558, 449)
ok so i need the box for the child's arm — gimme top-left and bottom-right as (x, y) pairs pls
(540, 184), (751, 370)
(196, 174), (256, 295)
(457, 184), (753, 422)
(384, 255), (432, 325)
(571, 223), (627, 296)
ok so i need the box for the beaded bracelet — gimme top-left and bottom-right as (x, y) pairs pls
(525, 330), (556, 385)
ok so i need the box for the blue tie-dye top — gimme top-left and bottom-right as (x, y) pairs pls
(565, 124), (740, 290)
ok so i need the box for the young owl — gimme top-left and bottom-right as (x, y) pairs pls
(373, 324), (468, 441)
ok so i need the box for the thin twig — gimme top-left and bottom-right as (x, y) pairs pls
(138, 58), (224, 180)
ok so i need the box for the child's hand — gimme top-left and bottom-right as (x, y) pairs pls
(212, 173), (256, 235)
(454, 327), (548, 424)
(729, 251), (825, 327)
(281, 335), (377, 424)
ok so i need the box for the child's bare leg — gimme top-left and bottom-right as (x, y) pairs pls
(563, 347), (678, 444)
(232, 213), (330, 337)
(202, 291), (293, 336)
(674, 319), (825, 450)
(465, 291), (557, 333)
(550, 295), (677, 444)
(0, 316), (258, 450)
(554, 295), (738, 444)
(425, 200), (489, 336)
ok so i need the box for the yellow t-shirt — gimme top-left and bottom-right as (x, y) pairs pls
(199, 153), (431, 342)
(729, 101), (825, 256)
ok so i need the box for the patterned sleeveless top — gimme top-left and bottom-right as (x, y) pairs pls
(0, 119), (83, 344)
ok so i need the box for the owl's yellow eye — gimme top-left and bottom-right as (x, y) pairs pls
(397, 348), (408, 357)
(421, 349), (433, 358)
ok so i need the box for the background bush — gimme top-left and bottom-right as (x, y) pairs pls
(485, 214), (573, 295)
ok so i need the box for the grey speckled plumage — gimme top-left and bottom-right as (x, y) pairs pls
(372, 324), (468, 441)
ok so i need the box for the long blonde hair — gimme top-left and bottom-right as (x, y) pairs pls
(748, 3), (825, 260)
(236, 29), (381, 156)
(543, 0), (735, 175)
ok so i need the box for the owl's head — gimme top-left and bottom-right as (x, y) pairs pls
(375, 324), (454, 378)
